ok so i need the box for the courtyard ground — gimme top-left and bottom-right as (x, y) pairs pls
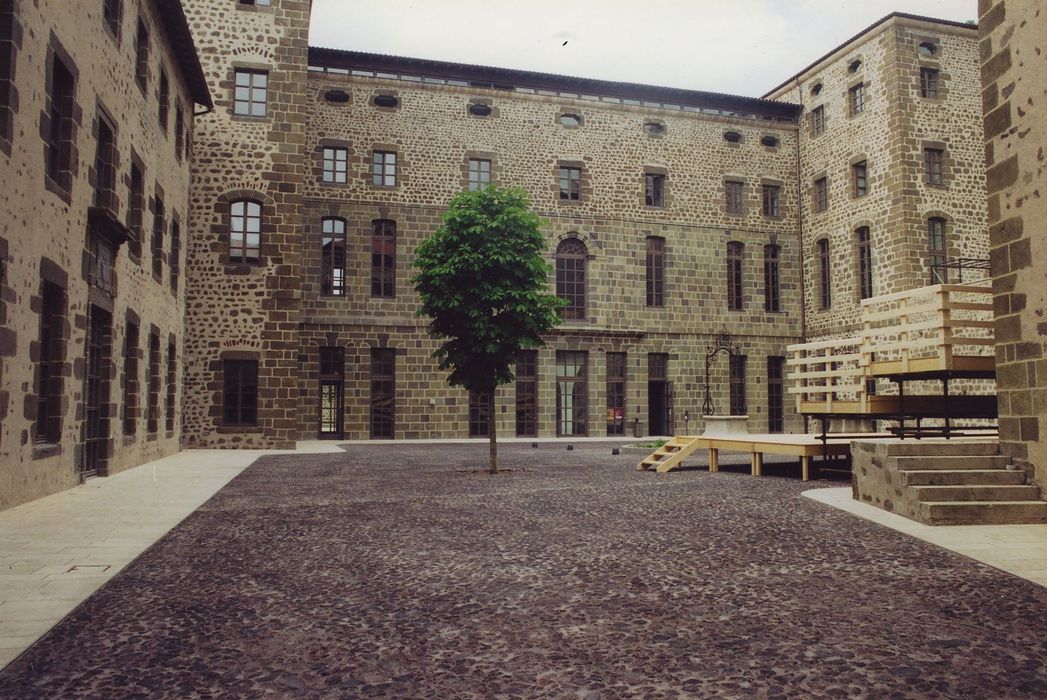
(1, 443), (1046, 697)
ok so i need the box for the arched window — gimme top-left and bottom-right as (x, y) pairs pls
(645, 236), (665, 307)
(229, 199), (261, 263)
(856, 227), (873, 300)
(371, 219), (396, 298)
(556, 238), (588, 320)
(817, 238), (832, 309)
(763, 244), (781, 312)
(727, 241), (744, 311)
(321, 218), (346, 296)
(928, 217), (948, 283)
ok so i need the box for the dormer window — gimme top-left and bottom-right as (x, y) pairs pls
(811, 82), (823, 96)
(643, 121), (665, 136)
(760, 135), (779, 148)
(724, 131), (742, 144)
(468, 102), (492, 117)
(559, 113), (582, 127)
(373, 94), (399, 108)
(848, 59), (862, 73)
(918, 41), (938, 57)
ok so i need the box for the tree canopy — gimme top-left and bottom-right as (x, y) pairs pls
(413, 186), (562, 471)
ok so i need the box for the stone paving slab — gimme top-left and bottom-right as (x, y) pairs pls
(1, 443), (1045, 698)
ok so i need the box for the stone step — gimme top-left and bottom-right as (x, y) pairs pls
(886, 441), (999, 457)
(917, 500), (1047, 526)
(894, 454), (1012, 471)
(901, 469), (1026, 487)
(910, 484), (1042, 502)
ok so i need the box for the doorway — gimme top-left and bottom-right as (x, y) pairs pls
(318, 347), (344, 439)
(83, 305), (113, 478)
(648, 353), (672, 436)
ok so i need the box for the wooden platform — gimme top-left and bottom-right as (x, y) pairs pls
(637, 433), (889, 481)
(797, 394), (998, 418)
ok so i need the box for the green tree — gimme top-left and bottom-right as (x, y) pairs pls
(413, 186), (562, 473)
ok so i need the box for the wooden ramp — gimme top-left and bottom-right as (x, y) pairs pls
(636, 436), (705, 473)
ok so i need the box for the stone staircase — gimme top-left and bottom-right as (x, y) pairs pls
(852, 440), (1047, 525)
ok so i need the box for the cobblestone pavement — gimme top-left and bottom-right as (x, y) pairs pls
(1, 443), (1045, 698)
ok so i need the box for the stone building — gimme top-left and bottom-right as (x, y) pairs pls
(0, 2), (998, 509)
(0, 0), (211, 510)
(979, 0), (1047, 492)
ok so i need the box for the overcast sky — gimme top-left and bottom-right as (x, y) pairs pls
(308, 1), (976, 97)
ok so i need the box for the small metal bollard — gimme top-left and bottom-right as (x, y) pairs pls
(531, 442), (538, 449)
(567, 444), (574, 451)
(611, 448), (620, 455)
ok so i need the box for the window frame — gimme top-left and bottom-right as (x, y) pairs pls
(35, 278), (65, 445)
(817, 238), (832, 309)
(813, 177), (828, 213)
(370, 219), (396, 298)
(233, 69), (268, 117)
(928, 217), (948, 284)
(725, 180), (744, 215)
(606, 352), (627, 436)
(924, 147), (944, 186)
(515, 350), (538, 437)
(322, 146), (348, 184)
(468, 158), (491, 191)
(645, 236), (665, 308)
(810, 105), (826, 135)
(371, 150), (397, 187)
(555, 350), (588, 437)
(222, 359), (258, 427)
(229, 198), (262, 264)
(555, 238), (588, 320)
(727, 241), (744, 311)
(852, 160), (868, 197)
(559, 166), (582, 201)
(762, 184), (780, 217)
(849, 82), (865, 116)
(370, 348), (395, 439)
(321, 217), (347, 296)
(857, 226), (873, 300)
(763, 244), (781, 312)
(920, 67), (940, 99)
(645, 173), (665, 207)
(134, 18), (148, 92)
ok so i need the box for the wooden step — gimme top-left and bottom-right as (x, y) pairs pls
(900, 469), (1025, 487)
(894, 455), (1011, 471)
(917, 500), (1047, 526)
(909, 484), (1041, 502)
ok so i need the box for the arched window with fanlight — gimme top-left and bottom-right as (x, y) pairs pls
(555, 238), (588, 320)
(321, 217), (346, 296)
(229, 199), (261, 263)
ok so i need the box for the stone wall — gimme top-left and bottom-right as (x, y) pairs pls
(980, 0), (1047, 490)
(295, 71), (807, 439)
(767, 16), (988, 342)
(0, 0), (199, 510)
(181, 0), (310, 448)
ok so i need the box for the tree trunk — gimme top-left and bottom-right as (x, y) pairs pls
(488, 389), (498, 474)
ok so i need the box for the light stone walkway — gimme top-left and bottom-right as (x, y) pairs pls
(0, 442), (343, 670)
(805, 487), (1047, 587)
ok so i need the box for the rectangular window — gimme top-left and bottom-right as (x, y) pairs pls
(468, 390), (490, 438)
(928, 218), (948, 284)
(764, 244), (781, 312)
(606, 352), (626, 436)
(468, 158), (491, 191)
(103, 0), (122, 37)
(128, 162), (144, 260)
(767, 356), (784, 433)
(762, 184), (780, 217)
(727, 242), (743, 311)
(849, 83), (865, 115)
(857, 226), (873, 300)
(170, 219), (180, 294)
(924, 148), (944, 185)
(556, 351), (587, 436)
(811, 105), (826, 135)
(174, 105), (184, 161)
(559, 166), (581, 201)
(725, 181), (743, 215)
(147, 332), (160, 434)
(729, 355), (747, 417)
(93, 114), (118, 210)
(371, 219), (396, 298)
(645, 236), (664, 307)
(223, 359), (258, 427)
(158, 69), (169, 132)
(818, 238), (832, 308)
(372, 150), (396, 186)
(233, 69), (267, 117)
(229, 199), (261, 264)
(166, 340), (176, 432)
(645, 173), (664, 207)
(920, 67), (940, 99)
(318, 346), (344, 438)
(0, 0), (14, 146)
(370, 348), (395, 439)
(515, 350), (538, 437)
(321, 218), (346, 296)
(852, 161), (867, 197)
(135, 19), (149, 90)
(123, 320), (138, 436)
(35, 280), (65, 444)
(45, 52), (76, 190)
(152, 195), (164, 279)
(813, 177), (828, 212)
(322, 147), (348, 183)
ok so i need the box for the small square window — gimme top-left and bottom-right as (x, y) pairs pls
(233, 69), (267, 117)
(322, 147), (348, 183)
(372, 151), (396, 187)
(559, 166), (581, 201)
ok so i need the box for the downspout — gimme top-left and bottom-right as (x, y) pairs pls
(792, 77), (810, 435)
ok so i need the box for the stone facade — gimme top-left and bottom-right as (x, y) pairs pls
(979, 0), (1047, 491)
(0, 0), (210, 510)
